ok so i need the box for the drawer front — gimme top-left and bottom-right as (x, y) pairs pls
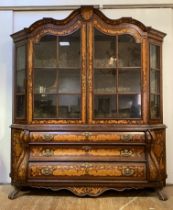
(28, 162), (146, 180)
(30, 132), (145, 143)
(29, 145), (145, 161)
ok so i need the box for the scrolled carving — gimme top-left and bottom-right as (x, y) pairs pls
(68, 187), (107, 197)
(80, 6), (94, 21)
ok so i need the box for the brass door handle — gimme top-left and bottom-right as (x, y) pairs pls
(122, 167), (135, 176)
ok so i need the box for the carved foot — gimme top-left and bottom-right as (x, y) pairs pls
(8, 186), (30, 200)
(156, 188), (168, 201)
(8, 187), (21, 200)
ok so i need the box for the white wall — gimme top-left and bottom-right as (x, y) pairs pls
(0, 11), (13, 183)
(1, 0), (173, 6)
(0, 1), (173, 184)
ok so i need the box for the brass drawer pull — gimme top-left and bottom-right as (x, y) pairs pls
(42, 149), (54, 157)
(121, 135), (131, 141)
(120, 149), (133, 157)
(41, 167), (53, 176)
(82, 145), (91, 151)
(44, 134), (53, 141)
(83, 132), (91, 137)
(122, 167), (135, 176)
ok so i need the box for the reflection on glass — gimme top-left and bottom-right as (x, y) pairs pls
(94, 95), (116, 118)
(150, 94), (160, 118)
(58, 30), (80, 68)
(16, 95), (25, 118)
(34, 35), (57, 68)
(94, 29), (116, 68)
(34, 69), (58, 94)
(59, 69), (80, 93)
(150, 70), (160, 94)
(118, 69), (141, 93)
(34, 94), (57, 118)
(94, 69), (116, 94)
(150, 45), (160, 69)
(59, 95), (80, 118)
(119, 94), (141, 118)
(118, 35), (141, 67)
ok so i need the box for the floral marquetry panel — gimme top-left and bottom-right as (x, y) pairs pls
(29, 162), (146, 180)
(29, 145), (145, 161)
(11, 129), (28, 183)
(29, 131), (145, 143)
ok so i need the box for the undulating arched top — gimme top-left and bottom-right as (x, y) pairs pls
(11, 6), (166, 42)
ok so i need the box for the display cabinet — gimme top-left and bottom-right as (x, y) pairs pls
(9, 6), (167, 200)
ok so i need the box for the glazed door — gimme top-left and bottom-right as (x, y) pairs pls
(149, 42), (162, 121)
(30, 24), (87, 124)
(88, 24), (144, 124)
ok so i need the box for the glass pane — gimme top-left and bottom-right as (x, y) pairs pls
(118, 69), (141, 93)
(150, 45), (160, 69)
(94, 69), (116, 94)
(150, 44), (161, 119)
(58, 95), (80, 118)
(58, 30), (80, 68)
(150, 94), (160, 118)
(34, 68), (58, 94)
(16, 45), (25, 70)
(118, 35), (141, 67)
(94, 95), (116, 118)
(16, 45), (26, 118)
(94, 29), (116, 68)
(59, 69), (80, 94)
(34, 94), (57, 118)
(16, 95), (25, 118)
(150, 70), (160, 94)
(16, 45), (26, 93)
(34, 35), (57, 68)
(119, 94), (141, 118)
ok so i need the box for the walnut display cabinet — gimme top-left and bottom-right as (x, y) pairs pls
(9, 6), (167, 200)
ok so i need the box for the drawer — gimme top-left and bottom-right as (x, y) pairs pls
(30, 132), (145, 143)
(28, 162), (146, 180)
(29, 145), (145, 161)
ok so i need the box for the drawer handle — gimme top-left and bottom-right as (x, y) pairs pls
(41, 167), (53, 176)
(82, 146), (91, 151)
(122, 167), (135, 176)
(120, 149), (133, 157)
(42, 149), (54, 157)
(44, 134), (53, 141)
(121, 135), (131, 141)
(83, 132), (91, 137)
